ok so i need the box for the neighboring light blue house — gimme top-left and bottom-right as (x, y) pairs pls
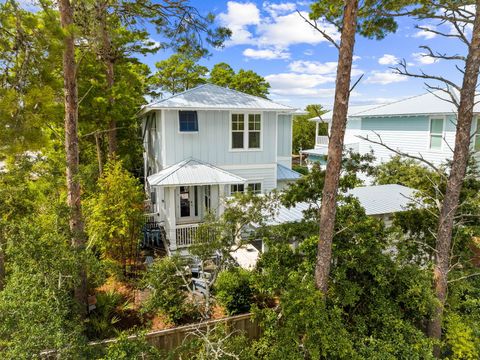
(140, 84), (301, 253)
(303, 90), (480, 168)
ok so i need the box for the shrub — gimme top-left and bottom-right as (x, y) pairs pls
(215, 268), (255, 315)
(142, 257), (194, 324)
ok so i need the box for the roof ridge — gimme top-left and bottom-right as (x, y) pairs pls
(206, 83), (293, 109)
(149, 84), (210, 106)
(351, 92), (437, 116)
(147, 83), (294, 110)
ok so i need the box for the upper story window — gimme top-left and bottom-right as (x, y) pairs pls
(179, 111), (198, 132)
(474, 118), (480, 151)
(232, 114), (245, 149)
(231, 113), (262, 150)
(429, 118), (444, 150)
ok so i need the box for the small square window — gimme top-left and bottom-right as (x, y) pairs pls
(179, 111), (198, 132)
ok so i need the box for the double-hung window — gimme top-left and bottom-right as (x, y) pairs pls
(231, 184), (245, 194)
(179, 111), (198, 132)
(248, 114), (261, 148)
(429, 118), (444, 150)
(231, 114), (245, 149)
(231, 113), (261, 150)
(474, 118), (480, 151)
(247, 183), (262, 194)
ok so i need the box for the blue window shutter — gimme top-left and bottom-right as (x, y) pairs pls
(179, 111), (198, 132)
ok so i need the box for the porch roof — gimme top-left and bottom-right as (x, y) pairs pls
(277, 164), (302, 181)
(147, 158), (246, 187)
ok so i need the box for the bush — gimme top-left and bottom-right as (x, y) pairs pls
(142, 257), (195, 324)
(215, 268), (255, 315)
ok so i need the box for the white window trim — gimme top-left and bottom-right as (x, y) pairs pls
(229, 180), (264, 196)
(177, 110), (199, 134)
(229, 111), (263, 152)
(473, 116), (480, 152)
(428, 116), (445, 152)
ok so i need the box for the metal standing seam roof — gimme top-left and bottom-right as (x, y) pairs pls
(277, 164), (302, 181)
(309, 90), (480, 121)
(147, 158), (247, 187)
(266, 184), (417, 226)
(142, 83), (295, 112)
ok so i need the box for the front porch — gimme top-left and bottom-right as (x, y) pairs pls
(145, 159), (246, 254)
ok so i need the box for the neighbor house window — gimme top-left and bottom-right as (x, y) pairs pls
(247, 182), (262, 194)
(429, 118), (444, 150)
(231, 113), (261, 150)
(179, 111), (198, 132)
(231, 184), (245, 194)
(474, 118), (480, 151)
(248, 114), (261, 149)
(231, 114), (245, 149)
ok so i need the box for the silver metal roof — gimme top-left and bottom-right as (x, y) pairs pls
(143, 84), (295, 112)
(147, 158), (246, 187)
(348, 184), (417, 216)
(301, 148), (328, 156)
(277, 164), (302, 181)
(310, 90), (480, 121)
(266, 184), (417, 226)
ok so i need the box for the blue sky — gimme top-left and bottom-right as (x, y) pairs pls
(141, 0), (468, 110)
(18, 0), (467, 110)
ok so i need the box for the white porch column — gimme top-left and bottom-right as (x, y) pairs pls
(165, 187), (177, 251)
(211, 185), (219, 218)
(218, 184), (226, 216)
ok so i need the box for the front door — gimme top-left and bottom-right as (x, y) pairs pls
(176, 186), (199, 223)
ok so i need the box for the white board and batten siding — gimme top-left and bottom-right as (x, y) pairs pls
(277, 114), (293, 169)
(147, 109), (294, 193)
(357, 115), (456, 167)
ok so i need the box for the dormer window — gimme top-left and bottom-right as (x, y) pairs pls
(179, 111), (198, 132)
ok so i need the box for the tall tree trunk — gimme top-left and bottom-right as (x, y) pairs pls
(59, 0), (88, 314)
(315, 0), (358, 293)
(428, 3), (480, 355)
(97, 0), (117, 157)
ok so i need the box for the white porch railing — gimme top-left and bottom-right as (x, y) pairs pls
(176, 223), (200, 247)
(316, 135), (329, 146)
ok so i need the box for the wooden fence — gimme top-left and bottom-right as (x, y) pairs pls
(92, 313), (259, 353)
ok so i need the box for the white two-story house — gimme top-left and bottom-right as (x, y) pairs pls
(303, 90), (480, 168)
(140, 84), (301, 254)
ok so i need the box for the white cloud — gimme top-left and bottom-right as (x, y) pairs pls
(288, 60), (338, 74)
(304, 49), (314, 56)
(412, 52), (438, 65)
(218, 2), (260, 45)
(365, 71), (408, 85)
(263, 1), (296, 16)
(218, 3), (340, 52)
(413, 25), (436, 39)
(378, 54), (398, 66)
(243, 48), (290, 60)
(257, 11), (340, 48)
(144, 38), (161, 50)
(353, 55), (362, 61)
(266, 72), (336, 88)
(288, 60), (363, 77)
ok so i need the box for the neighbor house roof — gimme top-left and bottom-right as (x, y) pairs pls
(265, 184), (416, 226)
(147, 158), (246, 187)
(310, 90), (480, 121)
(277, 164), (302, 181)
(142, 84), (295, 113)
(301, 148), (328, 156)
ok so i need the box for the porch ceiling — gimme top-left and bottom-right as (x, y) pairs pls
(147, 158), (246, 187)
